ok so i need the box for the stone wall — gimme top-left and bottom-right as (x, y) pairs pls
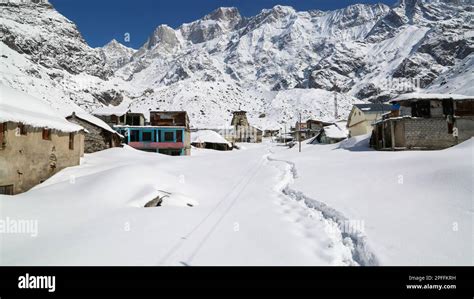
(67, 116), (121, 153)
(0, 122), (84, 194)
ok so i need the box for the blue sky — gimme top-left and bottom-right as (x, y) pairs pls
(50, 0), (394, 49)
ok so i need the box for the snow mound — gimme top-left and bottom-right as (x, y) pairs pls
(324, 124), (348, 139)
(191, 130), (231, 146)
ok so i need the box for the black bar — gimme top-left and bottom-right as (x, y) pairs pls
(0, 266), (472, 298)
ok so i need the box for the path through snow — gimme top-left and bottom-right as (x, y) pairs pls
(267, 149), (379, 266)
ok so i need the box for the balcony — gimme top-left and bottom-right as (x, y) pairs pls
(128, 142), (184, 150)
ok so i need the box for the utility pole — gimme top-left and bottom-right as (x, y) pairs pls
(284, 124), (287, 146)
(299, 112), (302, 153)
(334, 92), (338, 121)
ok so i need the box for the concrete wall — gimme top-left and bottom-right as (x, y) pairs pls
(348, 121), (371, 137)
(404, 118), (474, 149)
(456, 117), (474, 141)
(0, 122), (83, 194)
(67, 116), (121, 153)
(347, 108), (384, 137)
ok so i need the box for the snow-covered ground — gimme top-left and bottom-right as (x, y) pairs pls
(0, 137), (472, 266)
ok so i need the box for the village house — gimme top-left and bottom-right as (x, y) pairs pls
(67, 112), (123, 153)
(292, 119), (333, 141)
(191, 130), (232, 151)
(371, 93), (474, 150)
(115, 111), (191, 156)
(231, 110), (262, 143)
(346, 104), (396, 137)
(310, 124), (348, 144)
(0, 85), (84, 195)
(93, 106), (145, 127)
(299, 119), (334, 140)
(263, 129), (280, 138)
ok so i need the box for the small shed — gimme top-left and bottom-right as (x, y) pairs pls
(311, 124), (348, 144)
(191, 130), (232, 151)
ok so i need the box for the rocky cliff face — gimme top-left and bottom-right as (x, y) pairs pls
(1, 0), (472, 129)
(0, 0), (112, 79)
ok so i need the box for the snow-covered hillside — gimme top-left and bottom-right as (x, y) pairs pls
(0, 0), (472, 129)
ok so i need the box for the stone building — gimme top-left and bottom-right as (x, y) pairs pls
(0, 85), (84, 195)
(67, 112), (123, 153)
(231, 110), (250, 127)
(371, 93), (474, 150)
(230, 110), (262, 143)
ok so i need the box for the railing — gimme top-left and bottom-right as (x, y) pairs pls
(128, 142), (184, 149)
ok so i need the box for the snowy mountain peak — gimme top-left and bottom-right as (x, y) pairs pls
(1, 0), (472, 131)
(147, 24), (180, 49)
(203, 7), (241, 23)
(100, 39), (136, 71)
(3, 0), (52, 8)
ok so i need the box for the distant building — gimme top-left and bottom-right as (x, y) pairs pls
(371, 93), (474, 150)
(263, 129), (280, 138)
(67, 112), (123, 153)
(93, 106), (145, 127)
(230, 110), (262, 143)
(0, 85), (84, 195)
(293, 119), (333, 140)
(115, 111), (191, 156)
(191, 130), (232, 151)
(346, 104), (396, 137)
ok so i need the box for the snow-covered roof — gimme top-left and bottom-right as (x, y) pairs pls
(93, 106), (129, 116)
(0, 84), (83, 132)
(191, 130), (231, 146)
(354, 103), (395, 112)
(323, 124), (348, 139)
(390, 93), (474, 103)
(69, 112), (123, 137)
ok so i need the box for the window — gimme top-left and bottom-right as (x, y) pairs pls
(142, 131), (152, 142)
(176, 130), (183, 142)
(0, 184), (14, 195)
(17, 123), (27, 135)
(411, 101), (431, 118)
(164, 131), (174, 142)
(69, 133), (74, 150)
(130, 130), (139, 142)
(442, 99), (454, 116)
(42, 128), (51, 140)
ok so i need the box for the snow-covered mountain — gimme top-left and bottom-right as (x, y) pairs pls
(0, 0), (472, 129)
(100, 39), (136, 71)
